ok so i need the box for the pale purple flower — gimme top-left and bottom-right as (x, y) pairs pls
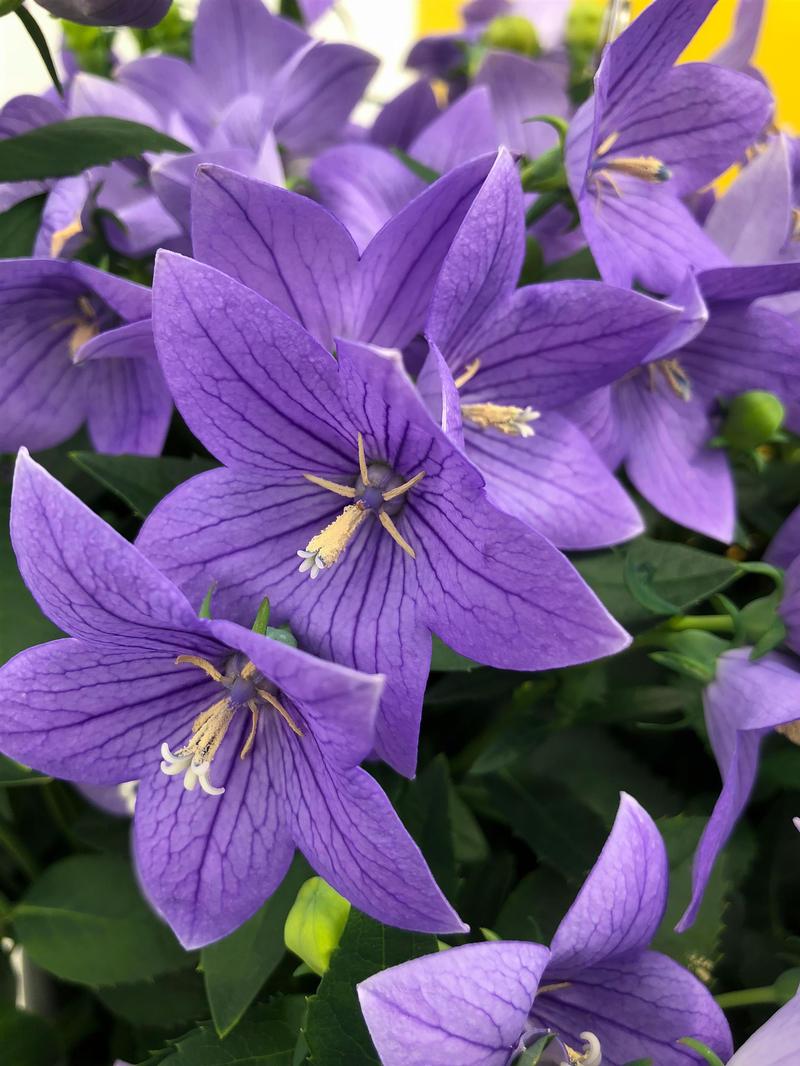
(359, 795), (732, 1066)
(679, 543), (800, 929)
(0, 452), (463, 947)
(712, 0), (766, 76)
(136, 249), (629, 776)
(567, 263), (800, 542)
(725, 991), (800, 1065)
(423, 150), (683, 550)
(564, 0), (773, 292)
(36, 0), (170, 27)
(0, 258), (170, 456)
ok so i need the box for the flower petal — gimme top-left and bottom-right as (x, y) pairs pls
(0, 638), (217, 785)
(152, 252), (354, 475)
(728, 991), (800, 1066)
(463, 413), (642, 550)
(476, 51), (569, 158)
(358, 941), (550, 1066)
(410, 85), (498, 174)
(134, 714), (294, 949)
(371, 80), (439, 151)
(549, 793), (667, 971)
(533, 951), (732, 1066)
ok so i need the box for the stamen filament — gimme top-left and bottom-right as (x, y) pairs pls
(175, 654), (223, 682)
(357, 432), (371, 485)
(378, 510), (416, 559)
(454, 358), (481, 390)
(257, 689), (304, 736)
(303, 473), (357, 498)
(241, 702), (260, 758)
(382, 470), (426, 501)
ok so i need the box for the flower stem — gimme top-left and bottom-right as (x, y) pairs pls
(715, 986), (779, 1009)
(664, 615), (736, 634)
(0, 820), (38, 881)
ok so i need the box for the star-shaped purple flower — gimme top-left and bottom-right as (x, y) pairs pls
(0, 452), (464, 947)
(423, 150), (682, 549)
(0, 259), (170, 456)
(358, 794), (732, 1066)
(564, 0), (773, 292)
(568, 263), (800, 542)
(136, 252), (629, 775)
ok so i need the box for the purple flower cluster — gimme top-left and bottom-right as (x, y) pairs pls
(1, 0), (799, 1060)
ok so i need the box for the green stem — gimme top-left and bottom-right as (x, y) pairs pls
(0, 820), (39, 881)
(715, 986), (779, 1009)
(664, 615), (736, 634)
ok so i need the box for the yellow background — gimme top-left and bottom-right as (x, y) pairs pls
(418, 0), (799, 130)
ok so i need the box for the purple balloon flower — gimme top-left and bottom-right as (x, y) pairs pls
(423, 150), (684, 550)
(358, 794), (732, 1066)
(0, 452), (464, 947)
(0, 258), (170, 456)
(36, 0), (170, 28)
(725, 990), (800, 1065)
(568, 262), (800, 542)
(564, 0), (773, 292)
(136, 250), (629, 775)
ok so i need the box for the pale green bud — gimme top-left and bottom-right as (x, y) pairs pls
(721, 390), (785, 450)
(482, 15), (540, 58)
(284, 877), (350, 976)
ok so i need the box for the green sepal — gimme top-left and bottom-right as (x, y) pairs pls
(199, 582), (216, 620)
(648, 631), (729, 684)
(249, 597), (299, 647)
(520, 145), (567, 192)
(516, 1034), (555, 1065)
(389, 148), (440, 185)
(251, 597), (271, 635)
(677, 1038), (724, 1066)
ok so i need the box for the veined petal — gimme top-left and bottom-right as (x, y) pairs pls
(464, 414), (643, 550)
(371, 80), (438, 151)
(0, 639), (217, 785)
(727, 992), (800, 1066)
(476, 51), (569, 159)
(275, 726), (464, 933)
(86, 351), (172, 458)
(116, 55), (212, 138)
(134, 713), (293, 949)
(532, 951), (732, 1066)
(358, 941), (550, 1066)
(11, 453), (214, 654)
(191, 166), (360, 349)
(549, 794), (667, 971)
(410, 85), (499, 175)
(152, 253), (355, 475)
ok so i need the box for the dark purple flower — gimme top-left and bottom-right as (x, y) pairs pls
(423, 150), (681, 549)
(36, 0), (170, 28)
(0, 452), (463, 947)
(0, 259), (170, 456)
(359, 795), (732, 1066)
(189, 155), (496, 352)
(725, 990), (800, 1065)
(136, 251), (629, 775)
(568, 263), (800, 542)
(564, 0), (773, 292)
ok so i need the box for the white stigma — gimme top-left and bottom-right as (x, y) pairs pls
(577, 1032), (602, 1066)
(160, 742), (225, 796)
(297, 548), (327, 579)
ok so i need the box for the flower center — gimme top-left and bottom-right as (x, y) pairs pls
(647, 357), (692, 401)
(512, 1022), (602, 1066)
(54, 295), (101, 360)
(453, 357), (541, 437)
(297, 433), (424, 579)
(160, 653), (303, 797)
(592, 130), (671, 199)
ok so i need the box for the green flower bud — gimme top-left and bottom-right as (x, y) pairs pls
(721, 390), (785, 451)
(284, 877), (350, 976)
(565, 0), (605, 55)
(482, 15), (540, 58)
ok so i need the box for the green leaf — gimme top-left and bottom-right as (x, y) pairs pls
(304, 910), (437, 1066)
(430, 635), (478, 672)
(0, 1006), (60, 1066)
(0, 754), (48, 787)
(70, 452), (216, 518)
(398, 756), (459, 900)
(202, 856), (310, 1038)
(0, 194), (47, 258)
(15, 7), (63, 97)
(154, 998), (305, 1065)
(0, 118), (189, 183)
(575, 538), (742, 629)
(389, 147), (440, 184)
(13, 854), (189, 986)
(97, 967), (208, 1029)
(0, 483), (61, 666)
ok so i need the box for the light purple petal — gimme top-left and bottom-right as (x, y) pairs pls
(766, 503), (800, 569)
(533, 951), (733, 1066)
(152, 252), (353, 474)
(274, 726), (464, 933)
(463, 413), (643, 550)
(68, 72), (163, 128)
(476, 51), (569, 158)
(698, 261), (800, 303)
(713, 0), (766, 71)
(370, 80), (439, 151)
(71, 261), (152, 322)
(36, 0), (170, 28)
(727, 992), (800, 1066)
(152, 150), (257, 233)
(358, 941), (550, 1066)
(618, 373), (736, 543)
(549, 793), (667, 971)
(410, 86), (499, 174)
(116, 55), (212, 138)
(33, 175), (92, 259)
(0, 638), (216, 785)
(134, 717), (294, 949)
(678, 649), (800, 930)
(191, 165), (360, 349)
(10, 452), (209, 654)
